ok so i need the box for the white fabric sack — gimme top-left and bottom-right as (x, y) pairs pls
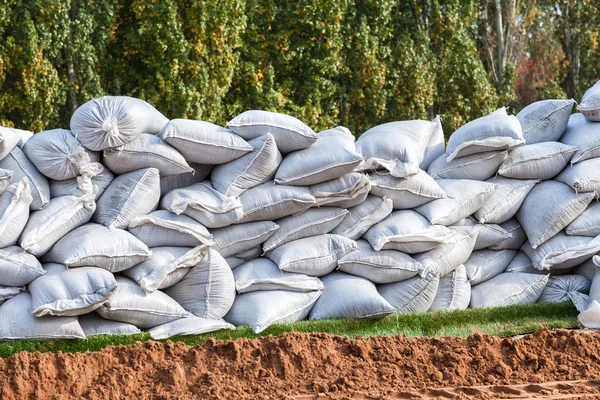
(266, 234), (357, 277)
(364, 210), (455, 253)
(489, 219), (528, 250)
(275, 127), (363, 185)
(159, 163), (213, 194)
(560, 113), (600, 163)
(504, 251), (534, 273)
(225, 289), (321, 333)
(227, 110), (317, 154)
(470, 273), (548, 309)
(474, 177), (537, 224)
(378, 271), (440, 313)
(414, 179), (496, 226)
(309, 172), (371, 208)
(567, 202), (600, 237)
(420, 116), (445, 170)
(428, 151), (507, 181)
(29, 264), (118, 317)
(0, 286), (25, 305)
(578, 300), (600, 328)
(70, 96), (168, 151)
(12, 127), (33, 148)
(103, 133), (192, 176)
(19, 194), (95, 257)
(577, 80), (600, 121)
(238, 181), (315, 223)
(0, 169), (13, 195)
(0, 293), (85, 340)
(309, 271), (394, 320)
(96, 276), (190, 329)
(517, 99), (575, 143)
(0, 246), (45, 286)
(538, 275), (590, 312)
(160, 181), (243, 228)
(464, 249), (517, 285)
(337, 240), (422, 284)
(0, 179), (32, 248)
(233, 258), (324, 293)
(414, 226), (479, 277)
(0, 126), (22, 161)
(263, 207), (347, 252)
(147, 317), (235, 340)
(50, 162), (114, 200)
(212, 221), (279, 258)
(78, 312), (141, 336)
(163, 249), (235, 320)
(356, 117), (441, 178)
(93, 167), (160, 229)
(45, 223), (151, 272)
(160, 119), (253, 164)
(516, 181), (594, 248)
(556, 158), (600, 193)
(370, 170), (446, 209)
(429, 265), (471, 312)
(522, 233), (600, 271)
(128, 210), (214, 248)
(0, 147), (50, 210)
(498, 142), (577, 180)
(451, 217), (511, 250)
(331, 195), (392, 240)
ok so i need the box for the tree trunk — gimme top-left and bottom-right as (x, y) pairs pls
(494, 0), (505, 83)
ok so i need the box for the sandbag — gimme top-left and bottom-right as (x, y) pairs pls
(160, 181), (243, 228)
(275, 127), (363, 185)
(50, 162), (114, 200)
(238, 182), (315, 223)
(504, 251), (534, 273)
(233, 258), (324, 293)
(29, 264), (118, 317)
(577, 80), (600, 121)
(538, 275), (590, 312)
(560, 113), (600, 163)
(498, 142), (576, 180)
(309, 172), (371, 208)
(516, 181), (594, 248)
(212, 221), (279, 258)
(377, 271), (440, 313)
(427, 151), (507, 181)
(556, 158), (600, 193)
(420, 116), (445, 170)
(0, 246), (45, 287)
(19, 194), (95, 257)
(147, 317), (235, 340)
(414, 226), (479, 277)
(0, 286), (25, 305)
(464, 249), (517, 285)
(469, 273), (548, 309)
(0, 126), (21, 161)
(369, 170), (446, 209)
(78, 313), (141, 336)
(159, 163), (213, 194)
(45, 223), (151, 272)
(516, 99), (575, 143)
(93, 168), (160, 229)
(330, 195), (392, 240)
(474, 177), (537, 224)
(489, 219), (528, 250)
(12, 127), (33, 148)
(522, 233), (600, 271)
(429, 265), (471, 312)
(337, 240), (422, 284)
(451, 217), (511, 250)
(160, 119), (253, 164)
(0, 146), (50, 210)
(567, 202), (600, 237)
(0, 179), (32, 248)
(309, 272), (394, 320)
(128, 210), (214, 248)
(266, 234), (357, 277)
(227, 110), (317, 154)
(70, 96), (168, 151)
(103, 133), (192, 176)
(0, 169), (12, 195)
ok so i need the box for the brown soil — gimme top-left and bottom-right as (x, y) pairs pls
(1, 328), (600, 399)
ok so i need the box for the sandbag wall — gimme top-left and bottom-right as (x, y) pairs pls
(2, 82), (600, 340)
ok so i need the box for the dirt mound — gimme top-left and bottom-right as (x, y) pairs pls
(1, 328), (600, 399)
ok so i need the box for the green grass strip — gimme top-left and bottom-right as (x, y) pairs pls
(0, 302), (580, 358)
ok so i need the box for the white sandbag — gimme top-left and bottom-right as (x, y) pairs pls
(50, 162), (114, 200)
(0, 179), (32, 248)
(29, 264), (118, 317)
(266, 234), (357, 277)
(78, 312), (141, 336)
(160, 181), (243, 228)
(19, 194), (95, 257)
(227, 110), (318, 154)
(147, 317), (235, 340)
(516, 181), (594, 248)
(309, 172), (371, 208)
(556, 158), (600, 193)
(428, 151), (507, 181)
(212, 221), (279, 258)
(504, 251), (534, 273)
(0, 147), (50, 210)
(522, 233), (600, 270)
(414, 226), (479, 277)
(567, 202), (600, 237)
(489, 219), (528, 250)
(377, 271), (440, 313)
(160, 119), (253, 164)
(122, 246), (208, 293)
(275, 126), (362, 185)
(128, 210), (214, 247)
(45, 223), (151, 272)
(211, 134), (282, 197)
(93, 168), (160, 229)
(0, 169), (12, 195)
(309, 271), (394, 320)
(0, 126), (21, 161)
(12, 127), (33, 148)
(464, 249), (517, 285)
(364, 210), (455, 253)
(70, 96), (168, 151)
(0, 246), (45, 286)
(369, 170), (446, 209)
(337, 240), (422, 284)
(560, 113), (600, 163)
(470, 273), (548, 309)
(498, 142), (577, 180)
(451, 217), (511, 250)
(414, 179), (496, 226)
(577, 80), (600, 121)
(103, 133), (192, 176)
(159, 163), (213, 194)
(474, 177), (537, 224)
(587, 257), (600, 308)
(429, 265), (471, 312)
(238, 182), (315, 223)
(225, 289), (321, 333)
(96, 276), (190, 329)
(578, 300), (600, 328)
(355, 117), (441, 178)
(163, 249), (235, 320)
(263, 208), (348, 252)
(233, 258), (324, 293)
(0, 286), (25, 305)
(0, 293), (85, 340)
(330, 195), (392, 240)
(538, 275), (590, 312)
(517, 99), (575, 143)
(420, 116), (445, 170)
